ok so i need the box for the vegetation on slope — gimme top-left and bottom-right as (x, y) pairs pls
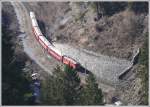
(2, 14), (32, 105)
(2, 3), (35, 105)
(41, 65), (103, 105)
(137, 32), (148, 105)
(93, 2), (148, 17)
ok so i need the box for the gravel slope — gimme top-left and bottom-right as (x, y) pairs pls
(54, 43), (132, 85)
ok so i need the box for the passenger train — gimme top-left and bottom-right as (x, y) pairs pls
(30, 12), (80, 69)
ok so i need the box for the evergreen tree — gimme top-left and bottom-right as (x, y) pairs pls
(41, 66), (65, 105)
(41, 65), (103, 105)
(78, 73), (103, 105)
(2, 17), (31, 105)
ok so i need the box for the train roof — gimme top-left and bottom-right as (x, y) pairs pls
(63, 56), (77, 64)
(50, 46), (62, 56)
(39, 36), (51, 46)
(48, 45), (62, 56)
(30, 12), (38, 27)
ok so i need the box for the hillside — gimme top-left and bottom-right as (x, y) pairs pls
(2, 1), (148, 105)
(24, 2), (148, 60)
(23, 2), (149, 105)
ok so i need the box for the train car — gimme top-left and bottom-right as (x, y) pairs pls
(62, 56), (79, 69)
(30, 12), (43, 39)
(38, 36), (51, 50)
(47, 45), (62, 61)
(30, 11), (62, 61)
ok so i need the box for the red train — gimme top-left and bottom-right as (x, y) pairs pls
(30, 12), (80, 69)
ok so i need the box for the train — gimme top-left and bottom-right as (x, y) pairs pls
(30, 12), (80, 69)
